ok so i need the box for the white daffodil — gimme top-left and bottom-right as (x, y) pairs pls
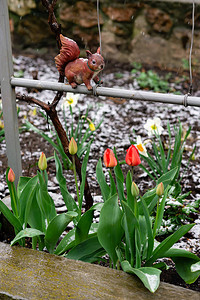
(61, 92), (79, 110)
(136, 136), (148, 157)
(144, 117), (164, 136)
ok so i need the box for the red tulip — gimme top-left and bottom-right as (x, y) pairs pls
(103, 149), (117, 168)
(8, 168), (15, 183)
(125, 145), (141, 166)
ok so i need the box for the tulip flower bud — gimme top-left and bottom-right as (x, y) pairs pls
(38, 152), (47, 171)
(69, 137), (77, 155)
(8, 168), (15, 183)
(125, 145), (141, 166)
(103, 148), (117, 168)
(131, 181), (139, 197)
(156, 182), (164, 197)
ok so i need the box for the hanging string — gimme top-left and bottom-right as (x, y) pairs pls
(97, 0), (102, 53)
(188, 1), (195, 95)
(92, 0), (102, 95)
(183, 1), (195, 107)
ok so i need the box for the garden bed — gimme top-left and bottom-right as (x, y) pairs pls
(0, 54), (200, 292)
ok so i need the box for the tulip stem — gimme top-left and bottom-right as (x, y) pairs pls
(72, 156), (81, 213)
(10, 183), (18, 218)
(153, 195), (160, 238)
(130, 166), (134, 179)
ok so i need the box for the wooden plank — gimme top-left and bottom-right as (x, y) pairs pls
(0, 0), (22, 183)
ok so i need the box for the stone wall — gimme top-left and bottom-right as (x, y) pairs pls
(8, 0), (200, 68)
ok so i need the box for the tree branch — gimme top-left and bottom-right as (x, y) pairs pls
(17, 92), (93, 210)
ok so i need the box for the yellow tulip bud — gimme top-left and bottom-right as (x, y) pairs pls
(69, 137), (77, 155)
(38, 152), (47, 171)
(156, 182), (164, 197)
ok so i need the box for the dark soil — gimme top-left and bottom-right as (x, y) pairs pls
(0, 53), (200, 293)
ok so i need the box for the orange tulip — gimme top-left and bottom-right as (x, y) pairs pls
(103, 149), (117, 168)
(8, 168), (15, 183)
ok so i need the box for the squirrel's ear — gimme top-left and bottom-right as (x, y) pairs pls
(97, 47), (101, 54)
(86, 50), (92, 58)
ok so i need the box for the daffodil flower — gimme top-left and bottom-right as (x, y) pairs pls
(28, 108), (37, 117)
(144, 117), (164, 136)
(89, 122), (96, 131)
(136, 136), (148, 157)
(61, 92), (79, 110)
(82, 115), (96, 131)
(0, 120), (4, 129)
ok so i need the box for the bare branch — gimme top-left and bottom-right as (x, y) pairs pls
(17, 92), (93, 210)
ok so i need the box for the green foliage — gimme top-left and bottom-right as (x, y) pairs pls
(134, 120), (195, 192)
(130, 63), (173, 93)
(23, 106), (103, 168)
(136, 70), (170, 92)
(114, 73), (124, 79)
(1, 113), (199, 293)
(95, 158), (200, 292)
(14, 69), (24, 78)
(0, 167), (78, 252)
(132, 120), (196, 232)
(155, 194), (200, 236)
(131, 62), (142, 73)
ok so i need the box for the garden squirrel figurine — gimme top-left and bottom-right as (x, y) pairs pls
(55, 34), (105, 90)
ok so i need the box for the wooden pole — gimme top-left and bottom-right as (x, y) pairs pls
(0, 0), (22, 183)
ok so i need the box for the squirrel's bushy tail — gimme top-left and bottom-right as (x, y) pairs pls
(55, 34), (80, 73)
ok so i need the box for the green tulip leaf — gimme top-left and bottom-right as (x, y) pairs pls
(96, 159), (110, 201)
(54, 151), (78, 214)
(0, 200), (22, 233)
(45, 211), (78, 253)
(97, 194), (124, 265)
(65, 235), (105, 263)
(75, 203), (103, 245)
(19, 175), (38, 227)
(54, 228), (76, 255)
(121, 260), (161, 293)
(146, 223), (195, 266)
(11, 228), (44, 246)
(162, 248), (200, 284)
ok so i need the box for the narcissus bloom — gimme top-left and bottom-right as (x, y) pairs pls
(61, 92), (79, 110)
(103, 149), (117, 168)
(8, 168), (15, 183)
(0, 120), (4, 129)
(144, 117), (164, 136)
(125, 145), (141, 166)
(69, 137), (77, 155)
(136, 136), (148, 157)
(38, 152), (47, 171)
(89, 122), (95, 132)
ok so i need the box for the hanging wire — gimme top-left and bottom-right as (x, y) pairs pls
(188, 1), (195, 95)
(183, 1), (195, 107)
(97, 0), (102, 53)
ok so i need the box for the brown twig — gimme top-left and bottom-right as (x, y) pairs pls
(19, 0), (94, 210)
(16, 91), (93, 210)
